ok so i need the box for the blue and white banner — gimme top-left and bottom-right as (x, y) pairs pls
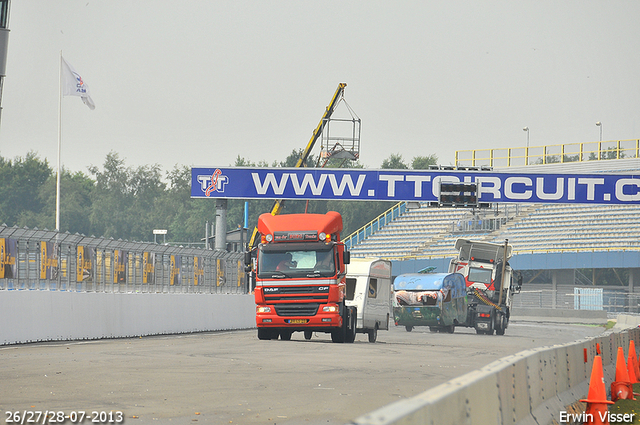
(191, 167), (640, 204)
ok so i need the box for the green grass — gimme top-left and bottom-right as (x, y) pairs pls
(609, 383), (640, 424)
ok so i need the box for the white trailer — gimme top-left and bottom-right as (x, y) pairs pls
(345, 258), (393, 342)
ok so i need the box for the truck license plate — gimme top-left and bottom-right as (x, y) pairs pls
(477, 322), (489, 330)
(288, 319), (308, 324)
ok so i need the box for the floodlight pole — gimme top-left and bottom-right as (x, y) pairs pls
(523, 127), (529, 165)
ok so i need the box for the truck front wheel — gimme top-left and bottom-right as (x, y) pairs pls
(258, 328), (270, 340)
(258, 328), (279, 340)
(332, 305), (356, 343)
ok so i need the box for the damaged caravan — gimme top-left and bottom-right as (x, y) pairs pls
(393, 272), (467, 333)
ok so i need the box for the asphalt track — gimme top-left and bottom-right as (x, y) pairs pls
(1, 320), (605, 425)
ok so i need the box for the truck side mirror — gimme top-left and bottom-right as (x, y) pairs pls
(244, 251), (252, 266)
(343, 250), (350, 265)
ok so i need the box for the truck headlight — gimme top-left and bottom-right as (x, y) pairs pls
(322, 305), (338, 312)
(257, 306), (271, 313)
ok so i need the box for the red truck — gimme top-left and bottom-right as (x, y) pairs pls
(248, 211), (356, 343)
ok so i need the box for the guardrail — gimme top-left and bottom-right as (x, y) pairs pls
(456, 139), (640, 168)
(343, 202), (406, 250)
(513, 288), (640, 313)
(351, 317), (639, 425)
(0, 225), (247, 294)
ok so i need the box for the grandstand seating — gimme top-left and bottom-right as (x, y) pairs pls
(349, 202), (640, 259)
(348, 205), (467, 257)
(350, 159), (640, 259)
(493, 204), (640, 253)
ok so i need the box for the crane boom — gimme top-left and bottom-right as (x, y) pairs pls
(247, 83), (347, 250)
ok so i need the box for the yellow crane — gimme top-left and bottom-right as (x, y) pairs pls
(247, 83), (347, 250)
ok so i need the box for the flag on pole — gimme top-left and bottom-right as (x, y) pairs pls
(61, 56), (95, 110)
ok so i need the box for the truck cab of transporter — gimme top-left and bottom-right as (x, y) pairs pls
(249, 211), (356, 343)
(448, 238), (520, 335)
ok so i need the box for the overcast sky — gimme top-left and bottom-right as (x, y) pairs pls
(1, 1), (639, 175)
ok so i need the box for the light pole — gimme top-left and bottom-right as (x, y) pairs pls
(523, 127), (529, 165)
(596, 121), (602, 141)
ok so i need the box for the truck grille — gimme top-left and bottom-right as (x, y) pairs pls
(263, 286), (330, 303)
(274, 303), (320, 317)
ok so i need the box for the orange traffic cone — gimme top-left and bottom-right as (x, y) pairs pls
(580, 355), (614, 425)
(628, 354), (638, 384)
(611, 347), (635, 401)
(630, 340), (640, 382)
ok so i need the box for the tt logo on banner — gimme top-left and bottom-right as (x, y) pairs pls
(197, 169), (229, 196)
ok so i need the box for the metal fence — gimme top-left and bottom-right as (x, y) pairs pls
(512, 285), (640, 314)
(455, 139), (640, 168)
(0, 225), (247, 294)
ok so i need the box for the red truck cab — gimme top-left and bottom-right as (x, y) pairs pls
(251, 211), (355, 343)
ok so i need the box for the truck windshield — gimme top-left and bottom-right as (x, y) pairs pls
(258, 246), (336, 278)
(467, 267), (493, 285)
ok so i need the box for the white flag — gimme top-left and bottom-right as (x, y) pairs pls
(61, 56), (95, 110)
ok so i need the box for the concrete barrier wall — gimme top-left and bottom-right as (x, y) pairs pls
(351, 320), (640, 425)
(0, 291), (256, 345)
(513, 308), (609, 321)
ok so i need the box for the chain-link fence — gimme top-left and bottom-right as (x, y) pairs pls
(0, 225), (247, 294)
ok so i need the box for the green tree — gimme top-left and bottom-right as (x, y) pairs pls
(162, 164), (230, 245)
(0, 152), (52, 227)
(588, 147), (626, 161)
(161, 165), (192, 239)
(31, 168), (95, 234)
(0, 148), (443, 248)
(278, 148), (316, 168)
(562, 154), (580, 163)
(411, 154), (438, 169)
(88, 152), (166, 241)
(542, 155), (561, 164)
(381, 153), (408, 169)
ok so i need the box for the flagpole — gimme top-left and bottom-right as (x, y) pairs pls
(56, 51), (62, 231)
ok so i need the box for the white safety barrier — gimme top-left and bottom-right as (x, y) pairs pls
(0, 291), (256, 345)
(350, 318), (640, 425)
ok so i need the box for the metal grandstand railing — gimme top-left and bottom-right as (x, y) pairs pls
(0, 225), (246, 294)
(456, 139), (640, 168)
(343, 202), (406, 251)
